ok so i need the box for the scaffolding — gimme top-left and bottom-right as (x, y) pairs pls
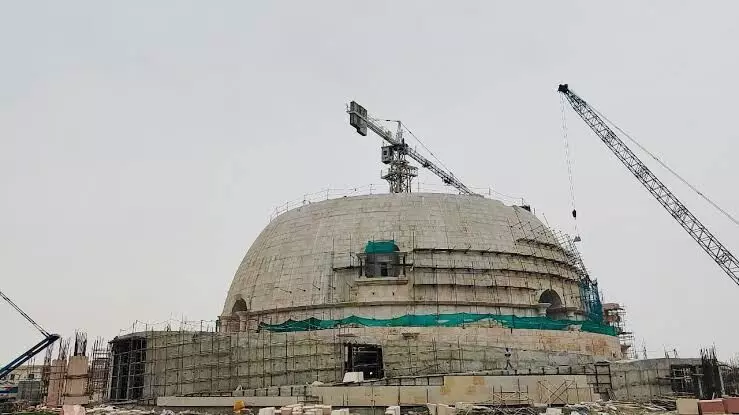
(39, 342), (54, 401)
(101, 196), (622, 403)
(88, 338), (111, 402)
(45, 337), (69, 407)
(507, 213), (606, 324)
(106, 316), (617, 403)
(602, 303), (635, 360)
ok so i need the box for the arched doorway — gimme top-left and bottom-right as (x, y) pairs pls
(231, 298), (248, 314)
(538, 289), (563, 319)
(230, 298), (248, 332)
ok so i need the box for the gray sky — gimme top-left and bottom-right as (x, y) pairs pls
(2, 1), (738, 362)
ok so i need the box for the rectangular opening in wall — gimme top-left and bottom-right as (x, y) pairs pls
(344, 343), (384, 380)
(670, 364), (698, 396)
(109, 335), (146, 402)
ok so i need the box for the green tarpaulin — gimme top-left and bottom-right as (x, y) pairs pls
(258, 312), (617, 336)
(364, 240), (399, 254)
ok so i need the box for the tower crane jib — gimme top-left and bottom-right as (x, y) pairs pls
(347, 101), (479, 196)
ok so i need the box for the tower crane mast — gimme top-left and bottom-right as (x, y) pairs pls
(558, 84), (739, 287)
(348, 101), (478, 196)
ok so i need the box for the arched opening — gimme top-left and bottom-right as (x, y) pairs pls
(363, 240), (402, 278)
(227, 298), (249, 332)
(231, 298), (248, 314)
(538, 289), (563, 318)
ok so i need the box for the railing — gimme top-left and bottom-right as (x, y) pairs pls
(268, 182), (527, 221)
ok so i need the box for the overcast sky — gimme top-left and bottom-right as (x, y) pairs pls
(2, 2), (739, 362)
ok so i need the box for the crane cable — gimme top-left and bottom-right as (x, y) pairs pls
(0, 289), (50, 337)
(586, 101), (739, 228)
(560, 95), (580, 237)
(401, 122), (453, 175)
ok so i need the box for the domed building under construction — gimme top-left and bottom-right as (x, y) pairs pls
(219, 191), (619, 367)
(107, 102), (624, 407)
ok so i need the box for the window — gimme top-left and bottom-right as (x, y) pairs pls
(27, 373), (35, 379)
(360, 241), (406, 278)
(345, 343), (384, 380)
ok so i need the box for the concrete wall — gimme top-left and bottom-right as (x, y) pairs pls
(315, 374), (597, 406)
(111, 325), (620, 400)
(45, 359), (67, 407)
(610, 358), (701, 401)
(154, 374), (598, 407)
(62, 355), (90, 405)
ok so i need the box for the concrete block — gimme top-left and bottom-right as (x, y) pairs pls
(342, 372), (364, 383)
(282, 408), (293, 415)
(385, 406), (400, 415)
(699, 400), (726, 415)
(259, 408), (276, 415)
(438, 404), (456, 415)
(546, 409), (563, 415)
(62, 405), (86, 415)
(157, 397), (299, 408)
(723, 398), (739, 414)
(677, 398), (699, 415)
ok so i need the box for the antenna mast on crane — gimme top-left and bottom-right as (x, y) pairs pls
(347, 101), (479, 196)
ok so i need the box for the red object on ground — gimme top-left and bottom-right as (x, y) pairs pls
(700, 400), (726, 415)
(723, 397), (739, 414)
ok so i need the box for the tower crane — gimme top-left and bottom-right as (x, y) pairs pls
(557, 84), (739, 287)
(347, 101), (479, 196)
(1, 289), (60, 379)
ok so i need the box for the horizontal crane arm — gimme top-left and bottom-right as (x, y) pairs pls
(404, 145), (476, 195)
(348, 103), (479, 196)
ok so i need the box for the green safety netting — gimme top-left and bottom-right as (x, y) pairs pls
(580, 278), (604, 323)
(364, 240), (399, 254)
(258, 313), (618, 336)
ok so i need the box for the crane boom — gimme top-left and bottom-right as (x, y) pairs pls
(0, 289), (59, 379)
(348, 101), (478, 196)
(557, 84), (739, 287)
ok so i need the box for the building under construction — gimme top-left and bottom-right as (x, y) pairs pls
(100, 94), (739, 408)
(99, 100), (635, 408)
(108, 191), (625, 406)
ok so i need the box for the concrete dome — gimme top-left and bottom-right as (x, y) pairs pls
(221, 192), (586, 324)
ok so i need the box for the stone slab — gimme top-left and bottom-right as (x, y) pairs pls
(723, 398), (739, 414)
(157, 396), (299, 407)
(677, 398), (699, 415)
(699, 400), (726, 415)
